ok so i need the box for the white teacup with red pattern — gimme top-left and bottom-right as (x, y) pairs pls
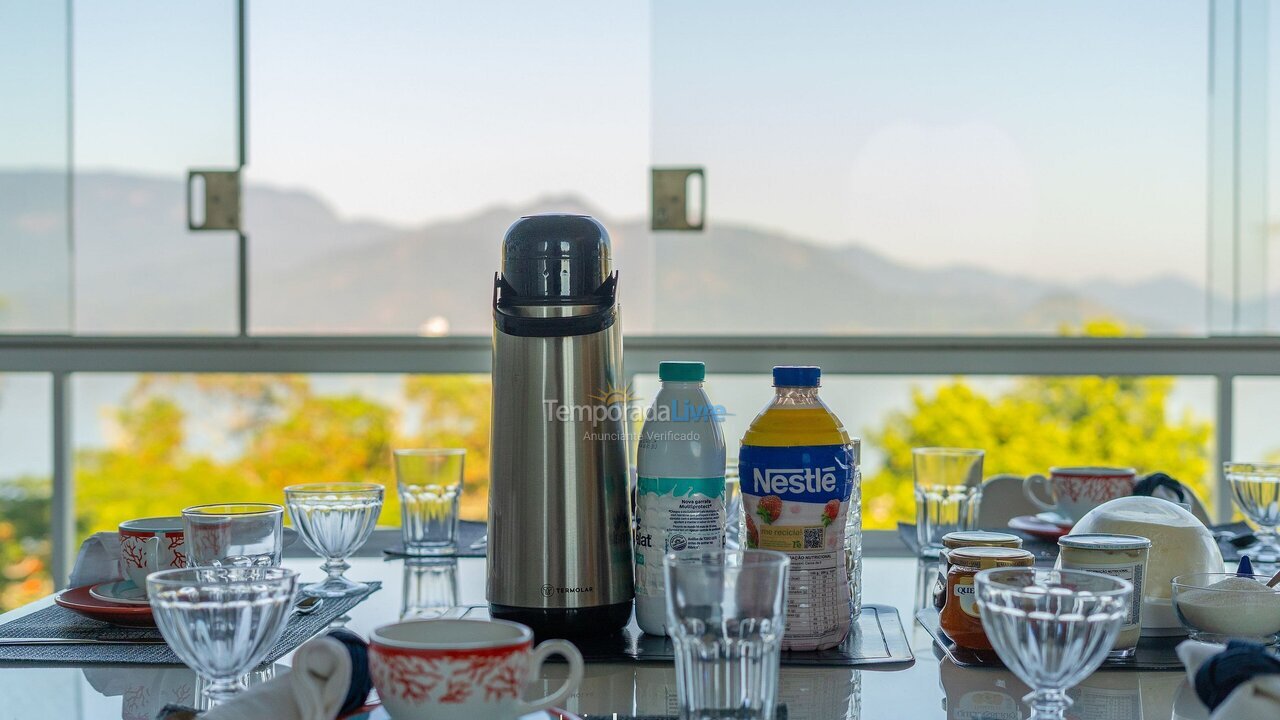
(1023, 467), (1136, 523)
(118, 517), (186, 595)
(370, 618), (584, 720)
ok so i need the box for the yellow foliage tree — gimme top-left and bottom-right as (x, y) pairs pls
(862, 323), (1214, 530)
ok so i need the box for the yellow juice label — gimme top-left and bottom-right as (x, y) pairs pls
(758, 524), (826, 552)
(740, 425), (857, 652)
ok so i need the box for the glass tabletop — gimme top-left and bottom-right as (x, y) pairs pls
(0, 554), (1211, 719)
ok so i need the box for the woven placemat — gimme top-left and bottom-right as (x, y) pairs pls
(0, 582), (380, 665)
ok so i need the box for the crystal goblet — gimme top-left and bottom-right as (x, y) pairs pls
(284, 482), (383, 597)
(976, 567), (1131, 720)
(1225, 462), (1280, 563)
(147, 566), (298, 704)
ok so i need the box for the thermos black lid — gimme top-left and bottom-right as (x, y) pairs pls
(501, 214), (612, 300)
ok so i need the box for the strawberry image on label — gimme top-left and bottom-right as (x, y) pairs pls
(757, 495), (783, 524)
(822, 499), (840, 527)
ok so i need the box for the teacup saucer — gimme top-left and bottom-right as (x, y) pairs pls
(1034, 511), (1075, 528)
(1008, 515), (1072, 542)
(89, 580), (151, 606)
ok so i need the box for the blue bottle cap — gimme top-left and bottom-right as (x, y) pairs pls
(772, 366), (821, 387)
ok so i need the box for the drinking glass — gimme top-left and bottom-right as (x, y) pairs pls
(181, 503), (284, 567)
(147, 566), (298, 705)
(664, 549), (789, 720)
(1224, 462), (1280, 563)
(284, 482), (383, 597)
(914, 448), (984, 557)
(393, 448), (465, 556)
(976, 567), (1132, 720)
(401, 557), (459, 619)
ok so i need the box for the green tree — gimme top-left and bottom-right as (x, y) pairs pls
(75, 376), (401, 534)
(0, 476), (53, 609)
(402, 375), (492, 520)
(863, 375), (1213, 529)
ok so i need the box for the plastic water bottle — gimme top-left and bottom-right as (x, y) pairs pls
(739, 365), (861, 651)
(634, 361), (727, 635)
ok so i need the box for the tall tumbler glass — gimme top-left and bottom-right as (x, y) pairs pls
(914, 448), (985, 557)
(182, 503), (284, 567)
(393, 448), (465, 556)
(664, 549), (789, 720)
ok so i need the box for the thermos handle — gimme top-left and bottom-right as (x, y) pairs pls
(493, 273), (619, 338)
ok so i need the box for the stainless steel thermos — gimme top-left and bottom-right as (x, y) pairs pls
(487, 214), (634, 635)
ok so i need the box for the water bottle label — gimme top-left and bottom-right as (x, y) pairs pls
(634, 476), (726, 600)
(740, 443), (856, 650)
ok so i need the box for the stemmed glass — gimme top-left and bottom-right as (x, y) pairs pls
(284, 482), (384, 597)
(147, 566), (298, 705)
(1224, 462), (1280, 563)
(976, 567), (1131, 720)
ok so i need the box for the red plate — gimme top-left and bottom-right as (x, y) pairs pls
(55, 584), (156, 627)
(1008, 514), (1072, 542)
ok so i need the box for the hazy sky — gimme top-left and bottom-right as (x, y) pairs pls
(5, 1), (1216, 283)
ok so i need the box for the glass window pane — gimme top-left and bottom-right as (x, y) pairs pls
(650, 0), (1208, 335)
(72, 373), (491, 536)
(0, 2), (70, 332)
(635, 372), (1217, 527)
(243, 1), (649, 334)
(72, 0), (239, 333)
(1232, 378), (1280, 464)
(0, 374), (53, 611)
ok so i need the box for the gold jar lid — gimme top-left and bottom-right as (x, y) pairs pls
(942, 531), (1023, 550)
(949, 546), (1035, 569)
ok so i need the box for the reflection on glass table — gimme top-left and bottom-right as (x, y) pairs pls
(400, 558), (459, 620)
(0, 554), (1221, 719)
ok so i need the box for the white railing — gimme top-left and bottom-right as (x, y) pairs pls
(5, 333), (1280, 585)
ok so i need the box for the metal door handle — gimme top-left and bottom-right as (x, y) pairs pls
(651, 167), (705, 231)
(187, 169), (241, 232)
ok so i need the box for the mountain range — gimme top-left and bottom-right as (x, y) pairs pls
(0, 170), (1214, 335)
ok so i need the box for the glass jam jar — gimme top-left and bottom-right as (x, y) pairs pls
(941, 546), (1035, 650)
(933, 531), (1023, 610)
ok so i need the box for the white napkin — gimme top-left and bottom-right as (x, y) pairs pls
(67, 531), (123, 588)
(202, 636), (355, 720)
(1178, 640), (1280, 720)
